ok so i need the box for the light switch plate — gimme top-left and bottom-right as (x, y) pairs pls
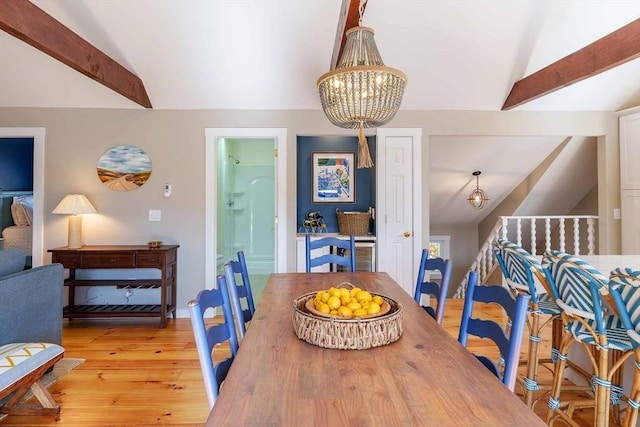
(149, 209), (161, 221)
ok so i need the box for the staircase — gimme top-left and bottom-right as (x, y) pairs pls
(453, 215), (598, 298)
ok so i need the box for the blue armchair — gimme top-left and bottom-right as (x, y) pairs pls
(0, 248), (64, 346)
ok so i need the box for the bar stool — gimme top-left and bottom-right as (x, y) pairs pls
(494, 238), (562, 407)
(608, 267), (640, 427)
(543, 250), (631, 427)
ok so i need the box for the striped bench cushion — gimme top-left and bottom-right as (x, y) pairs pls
(0, 343), (64, 391)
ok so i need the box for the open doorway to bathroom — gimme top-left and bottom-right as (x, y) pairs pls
(205, 128), (287, 307)
(217, 138), (274, 303)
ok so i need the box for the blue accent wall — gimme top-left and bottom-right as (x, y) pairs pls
(297, 135), (375, 233)
(0, 138), (34, 191)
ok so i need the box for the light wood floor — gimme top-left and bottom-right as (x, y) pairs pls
(2, 299), (601, 426)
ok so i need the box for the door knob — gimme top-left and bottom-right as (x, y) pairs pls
(404, 231), (411, 238)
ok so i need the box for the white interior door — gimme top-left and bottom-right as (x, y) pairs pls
(376, 128), (422, 295)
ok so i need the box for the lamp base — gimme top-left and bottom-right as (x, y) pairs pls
(68, 215), (83, 249)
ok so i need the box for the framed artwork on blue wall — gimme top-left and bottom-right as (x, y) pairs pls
(312, 152), (355, 203)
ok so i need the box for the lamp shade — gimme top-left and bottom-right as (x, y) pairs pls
(52, 194), (97, 215)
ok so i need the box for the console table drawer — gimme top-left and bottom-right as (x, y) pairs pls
(81, 253), (135, 268)
(52, 253), (81, 268)
(136, 252), (163, 267)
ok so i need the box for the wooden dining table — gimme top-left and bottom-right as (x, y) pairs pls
(206, 272), (545, 426)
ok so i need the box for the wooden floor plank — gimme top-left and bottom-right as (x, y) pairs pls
(0, 301), (599, 426)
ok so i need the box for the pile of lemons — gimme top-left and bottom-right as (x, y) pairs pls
(312, 286), (385, 318)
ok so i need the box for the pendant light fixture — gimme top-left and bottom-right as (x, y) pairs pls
(467, 171), (489, 210)
(317, 0), (407, 168)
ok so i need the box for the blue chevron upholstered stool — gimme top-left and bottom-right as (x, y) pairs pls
(494, 238), (563, 408)
(607, 267), (640, 427)
(543, 251), (631, 427)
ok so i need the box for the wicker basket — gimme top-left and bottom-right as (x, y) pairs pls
(336, 209), (371, 236)
(292, 292), (404, 350)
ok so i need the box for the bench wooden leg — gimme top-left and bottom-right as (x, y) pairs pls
(0, 352), (63, 416)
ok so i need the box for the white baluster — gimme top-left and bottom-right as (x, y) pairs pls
(587, 217), (595, 255)
(545, 218), (551, 253)
(559, 219), (566, 252)
(530, 219), (537, 255)
(516, 218), (522, 246)
(501, 217), (508, 240)
(574, 217), (580, 255)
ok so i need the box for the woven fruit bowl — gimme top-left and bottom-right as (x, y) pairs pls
(292, 291), (404, 350)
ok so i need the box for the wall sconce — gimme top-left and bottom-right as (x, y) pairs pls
(467, 171), (489, 210)
(52, 194), (97, 248)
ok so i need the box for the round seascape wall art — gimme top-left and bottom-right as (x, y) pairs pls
(97, 145), (152, 191)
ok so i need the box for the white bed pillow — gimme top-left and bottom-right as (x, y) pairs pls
(11, 195), (33, 226)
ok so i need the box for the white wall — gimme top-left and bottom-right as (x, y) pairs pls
(0, 108), (620, 314)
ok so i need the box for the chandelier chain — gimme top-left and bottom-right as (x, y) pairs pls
(358, 0), (367, 26)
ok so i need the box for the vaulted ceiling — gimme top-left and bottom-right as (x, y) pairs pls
(1, 0), (638, 111)
(0, 1), (638, 233)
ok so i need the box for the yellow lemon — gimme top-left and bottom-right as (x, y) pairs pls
(347, 300), (362, 311)
(349, 287), (362, 297)
(329, 288), (342, 298)
(372, 295), (384, 306)
(340, 295), (351, 306)
(327, 296), (341, 310)
(339, 288), (350, 297)
(320, 291), (330, 303)
(367, 302), (381, 315)
(355, 290), (373, 303)
(353, 308), (368, 317)
(337, 306), (353, 318)
(318, 303), (330, 314)
(330, 310), (338, 315)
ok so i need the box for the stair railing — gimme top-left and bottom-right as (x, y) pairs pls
(453, 215), (598, 298)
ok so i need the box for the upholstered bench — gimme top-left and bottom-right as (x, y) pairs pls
(0, 342), (64, 416)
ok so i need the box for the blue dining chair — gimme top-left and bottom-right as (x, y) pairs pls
(542, 250), (631, 427)
(224, 251), (255, 341)
(305, 234), (356, 272)
(458, 270), (530, 392)
(188, 274), (239, 409)
(494, 238), (562, 407)
(413, 250), (452, 325)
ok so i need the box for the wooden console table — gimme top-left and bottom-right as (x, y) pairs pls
(48, 245), (179, 328)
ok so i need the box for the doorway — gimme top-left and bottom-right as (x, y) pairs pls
(205, 128), (287, 304)
(0, 128), (45, 266)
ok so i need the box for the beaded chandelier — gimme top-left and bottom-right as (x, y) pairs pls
(317, 2), (407, 168)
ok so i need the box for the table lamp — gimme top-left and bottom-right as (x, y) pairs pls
(52, 194), (97, 248)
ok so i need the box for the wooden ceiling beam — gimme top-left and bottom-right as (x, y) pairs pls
(502, 18), (640, 110)
(0, 0), (152, 108)
(330, 0), (367, 70)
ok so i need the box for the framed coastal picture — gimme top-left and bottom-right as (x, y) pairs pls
(97, 145), (152, 191)
(312, 152), (355, 203)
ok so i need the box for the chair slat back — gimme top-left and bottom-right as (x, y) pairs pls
(458, 271), (530, 391)
(413, 250), (452, 324)
(542, 250), (609, 332)
(494, 238), (555, 301)
(224, 251), (255, 340)
(305, 235), (356, 272)
(188, 274), (239, 409)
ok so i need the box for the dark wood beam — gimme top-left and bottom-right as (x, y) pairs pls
(330, 0), (367, 70)
(502, 18), (640, 110)
(0, 0), (152, 108)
